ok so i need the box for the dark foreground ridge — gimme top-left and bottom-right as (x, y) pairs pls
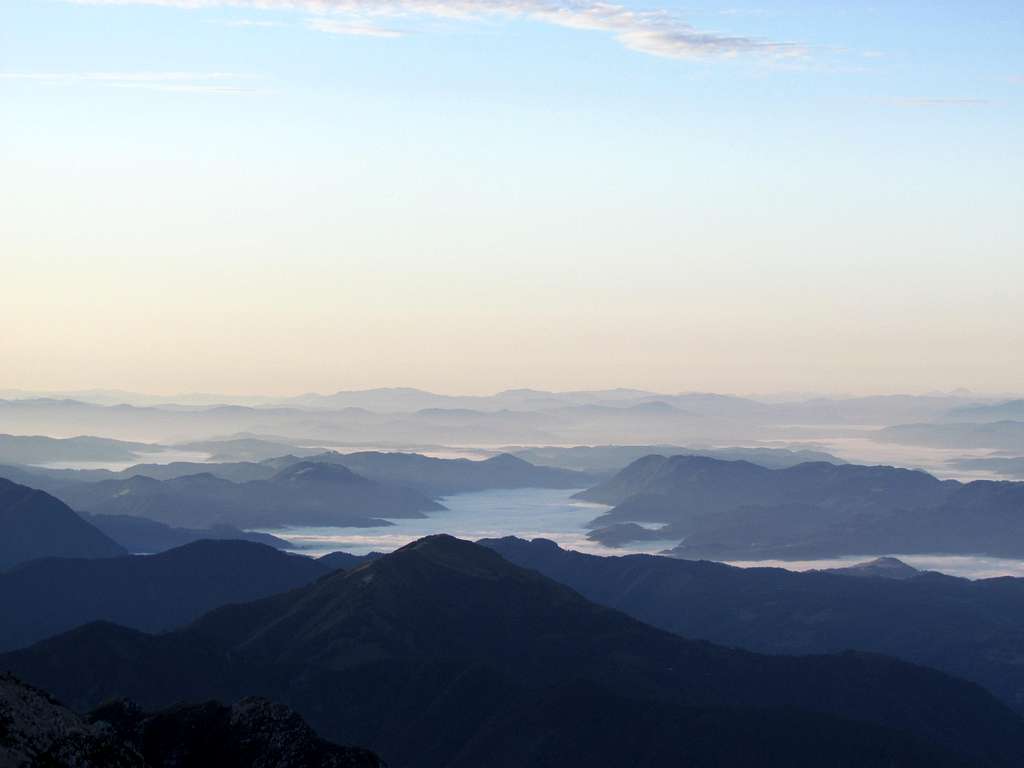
(3, 535), (1022, 766)
(0, 673), (383, 767)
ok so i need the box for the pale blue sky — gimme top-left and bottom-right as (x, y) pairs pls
(1, 1), (1022, 396)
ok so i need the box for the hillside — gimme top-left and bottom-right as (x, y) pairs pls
(2, 536), (1021, 767)
(0, 478), (126, 570)
(0, 540), (332, 651)
(51, 461), (443, 529)
(483, 536), (1024, 711)
(573, 454), (1024, 557)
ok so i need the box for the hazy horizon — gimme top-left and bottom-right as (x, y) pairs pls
(2, 383), (1020, 403)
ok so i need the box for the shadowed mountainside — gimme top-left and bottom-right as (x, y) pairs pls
(88, 513), (293, 554)
(298, 450), (596, 496)
(0, 540), (336, 652)
(0, 478), (126, 571)
(2, 535), (1022, 767)
(483, 536), (1024, 711)
(48, 461), (443, 529)
(574, 454), (1024, 557)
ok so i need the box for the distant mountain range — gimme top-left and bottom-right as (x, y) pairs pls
(293, 451), (596, 496)
(89, 513), (294, 553)
(874, 420), (1024, 451)
(0, 433), (162, 465)
(3, 390), (1016, 449)
(2, 535), (1022, 766)
(43, 461), (443, 529)
(483, 536), (1024, 713)
(945, 399), (1024, 422)
(574, 454), (1024, 557)
(948, 455), (1024, 479)
(0, 452), (595, 532)
(0, 471), (297, 554)
(509, 443), (841, 473)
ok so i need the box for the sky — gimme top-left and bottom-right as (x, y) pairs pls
(1, 0), (1022, 397)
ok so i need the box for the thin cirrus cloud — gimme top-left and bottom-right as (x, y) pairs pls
(307, 17), (405, 38)
(65, 0), (806, 60)
(0, 71), (260, 94)
(889, 97), (992, 107)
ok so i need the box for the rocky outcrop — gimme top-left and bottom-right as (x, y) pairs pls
(89, 697), (384, 768)
(0, 673), (383, 767)
(0, 673), (142, 767)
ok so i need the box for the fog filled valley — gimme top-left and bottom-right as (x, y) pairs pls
(3, 387), (1024, 765)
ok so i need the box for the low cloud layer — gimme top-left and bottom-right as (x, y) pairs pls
(66, 0), (805, 60)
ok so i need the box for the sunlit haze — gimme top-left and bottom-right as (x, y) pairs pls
(3, 1), (1022, 396)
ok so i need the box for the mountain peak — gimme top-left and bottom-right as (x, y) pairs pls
(482, 452), (531, 468)
(270, 461), (366, 485)
(391, 534), (516, 576)
(823, 557), (922, 580)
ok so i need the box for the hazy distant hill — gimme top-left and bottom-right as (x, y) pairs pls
(510, 444), (842, 473)
(576, 455), (950, 509)
(278, 386), (661, 412)
(52, 461), (443, 529)
(118, 460), (278, 482)
(171, 437), (320, 462)
(5, 391), (1005, 451)
(89, 513), (293, 553)
(574, 454), (1024, 558)
(0, 478), (126, 570)
(482, 536), (1024, 713)
(0, 540), (331, 652)
(821, 556), (922, 579)
(0, 459), (277, 487)
(946, 399), (1024, 422)
(3, 536), (1021, 767)
(948, 455), (1024, 479)
(3, 448), (596, 496)
(303, 451), (596, 496)
(874, 420), (1024, 451)
(0, 433), (160, 465)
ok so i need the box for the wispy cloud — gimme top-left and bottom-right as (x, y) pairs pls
(64, 0), (806, 61)
(889, 97), (992, 107)
(307, 17), (405, 38)
(0, 71), (261, 94)
(221, 18), (283, 27)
